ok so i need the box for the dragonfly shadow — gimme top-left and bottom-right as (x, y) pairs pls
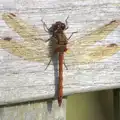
(46, 36), (59, 109)
(52, 54), (59, 98)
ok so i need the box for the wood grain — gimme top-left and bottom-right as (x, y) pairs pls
(0, 99), (66, 120)
(0, 0), (120, 106)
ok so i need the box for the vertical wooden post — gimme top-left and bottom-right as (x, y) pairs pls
(113, 89), (120, 120)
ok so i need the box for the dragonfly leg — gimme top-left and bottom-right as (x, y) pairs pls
(64, 61), (68, 70)
(41, 19), (49, 33)
(65, 15), (69, 30)
(45, 57), (68, 70)
(67, 31), (78, 40)
(44, 58), (52, 70)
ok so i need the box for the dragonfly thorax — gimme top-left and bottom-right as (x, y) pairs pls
(55, 45), (67, 53)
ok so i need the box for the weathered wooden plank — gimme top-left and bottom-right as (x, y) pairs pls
(0, 99), (66, 120)
(0, 0), (120, 106)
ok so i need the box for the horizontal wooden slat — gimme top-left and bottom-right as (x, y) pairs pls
(0, 0), (120, 106)
(0, 99), (66, 120)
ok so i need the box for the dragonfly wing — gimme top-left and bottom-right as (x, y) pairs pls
(65, 20), (120, 65)
(2, 13), (50, 63)
(0, 39), (49, 63)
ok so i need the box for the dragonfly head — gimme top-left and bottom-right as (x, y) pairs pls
(49, 21), (66, 33)
(55, 21), (65, 30)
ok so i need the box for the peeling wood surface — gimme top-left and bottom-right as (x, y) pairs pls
(0, 0), (120, 106)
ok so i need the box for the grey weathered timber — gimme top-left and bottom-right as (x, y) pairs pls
(0, 99), (66, 120)
(0, 0), (120, 118)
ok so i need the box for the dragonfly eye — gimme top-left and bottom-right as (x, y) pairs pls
(61, 23), (65, 30)
(49, 23), (59, 32)
(48, 24), (55, 33)
(49, 21), (66, 33)
(55, 21), (63, 28)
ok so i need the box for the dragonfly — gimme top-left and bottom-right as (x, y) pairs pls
(1, 13), (120, 106)
(41, 17), (77, 106)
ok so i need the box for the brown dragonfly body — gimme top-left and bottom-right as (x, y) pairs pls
(51, 21), (68, 106)
(42, 18), (76, 106)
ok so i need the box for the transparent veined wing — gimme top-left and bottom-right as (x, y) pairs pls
(2, 13), (50, 63)
(2, 13), (120, 66)
(65, 20), (120, 65)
